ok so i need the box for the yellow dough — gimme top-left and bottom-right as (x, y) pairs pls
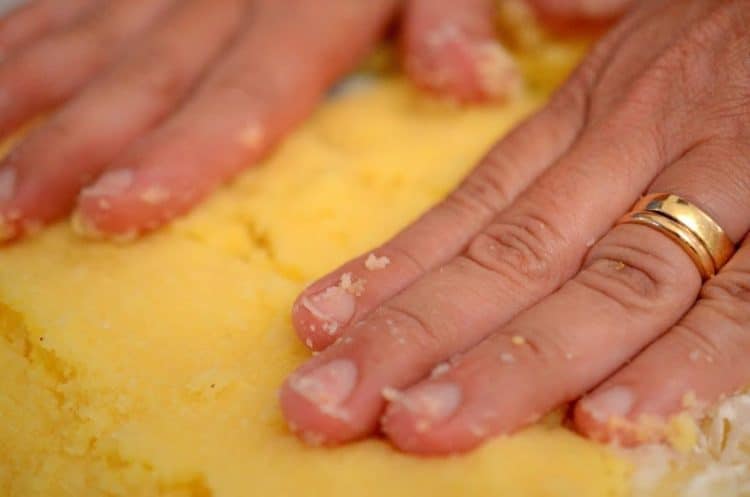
(0, 43), (640, 496)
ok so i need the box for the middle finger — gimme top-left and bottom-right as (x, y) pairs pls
(279, 43), (693, 446)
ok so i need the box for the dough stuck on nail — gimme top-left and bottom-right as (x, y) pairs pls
(365, 253), (390, 270)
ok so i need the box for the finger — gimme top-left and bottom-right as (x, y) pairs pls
(279, 1), (742, 442)
(574, 142), (750, 445)
(292, 67), (593, 350)
(289, 0), (672, 351)
(0, 0), (177, 138)
(71, 0), (401, 240)
(279, 76), (680, 445)
(0, 0), (100, 57)
(529, 0), (633, 26)
(0, 0), (246, 241)
(382, 134), (750, 453)
(401, 0), (522, 103)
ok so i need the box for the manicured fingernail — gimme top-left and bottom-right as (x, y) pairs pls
(289, 359), (357, 420)
(402, 383), (462, 428)
(0, 168), (16, 201)
(301, 286), (356, 334)
(81, 169), (133, 198)
(581, 386), (634, 423)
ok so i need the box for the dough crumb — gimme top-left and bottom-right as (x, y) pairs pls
(139, 186), (171, 205)
(500, 352), (515, 364)
(511, 335), (526, 346)
(430, 362), (451, 378)
(682, 391), (697, 409)
(365, 253), (391, 271)
(339, 272), (366, 297)
(473, 41), (523, 99)
(322, 321), (339, 335)
(71, 211), (104, 239)
(382, 386), (403, 403)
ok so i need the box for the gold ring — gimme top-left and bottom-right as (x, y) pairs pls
(618, 193), (735, 279)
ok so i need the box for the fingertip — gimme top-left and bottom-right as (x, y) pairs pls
(403, 33), (521, 103)
(279, 358), (369, 446)
(73, 169), (186, 241)
(573, 389), (650, 447)
(279, 382), (352, 447)
(380, 382), (484, 455)
(291, 275), (360, 349)
(401, 0), (521, 103)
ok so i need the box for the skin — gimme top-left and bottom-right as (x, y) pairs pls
(0, 0), (561, 241)
(281, 0), (750, 454)
(7, 0), (747, 457)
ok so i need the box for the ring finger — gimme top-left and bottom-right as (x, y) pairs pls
(381, 135), (750, 453)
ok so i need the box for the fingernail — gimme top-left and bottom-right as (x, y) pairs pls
(0, 168), (16, 201)
(402, 383), (462, 425)
(289, 359), (357, 420)
(301, 286), (356, 332)
(80, 169), (133, 198)
(581, 386), (634, 423)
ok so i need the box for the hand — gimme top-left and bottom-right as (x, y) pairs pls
(0, 0), (617, 243)
(281, 0), (750, 454)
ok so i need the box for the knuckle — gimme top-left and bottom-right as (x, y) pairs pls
(465, 214), (563, 288)
(701, 270), (750, 328)
(577, 258), (662, 312)
(378, 303), (443, 349)
(447, 159), (516, 216)
(581, 231), (693, 312)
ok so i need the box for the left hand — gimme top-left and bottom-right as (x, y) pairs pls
(281, 0), (750, 453)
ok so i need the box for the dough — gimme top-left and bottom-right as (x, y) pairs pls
(0, 45), (636, 496)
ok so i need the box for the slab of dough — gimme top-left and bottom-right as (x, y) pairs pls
(0, 42), (636, 496)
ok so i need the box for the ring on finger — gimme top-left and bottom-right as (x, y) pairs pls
(618, 193), (735, 279)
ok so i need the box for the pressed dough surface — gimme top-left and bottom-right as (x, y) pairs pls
(0, 43), (636, 496)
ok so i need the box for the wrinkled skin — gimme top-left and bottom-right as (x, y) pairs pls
(15, 0), (750, 457)
(0, 0), (617, 241)
(281, 0), (750, 454)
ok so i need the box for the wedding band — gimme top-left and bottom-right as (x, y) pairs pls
(618, 193), (735, 279)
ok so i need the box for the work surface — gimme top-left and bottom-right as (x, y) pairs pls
(0, 40), (748, 496)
